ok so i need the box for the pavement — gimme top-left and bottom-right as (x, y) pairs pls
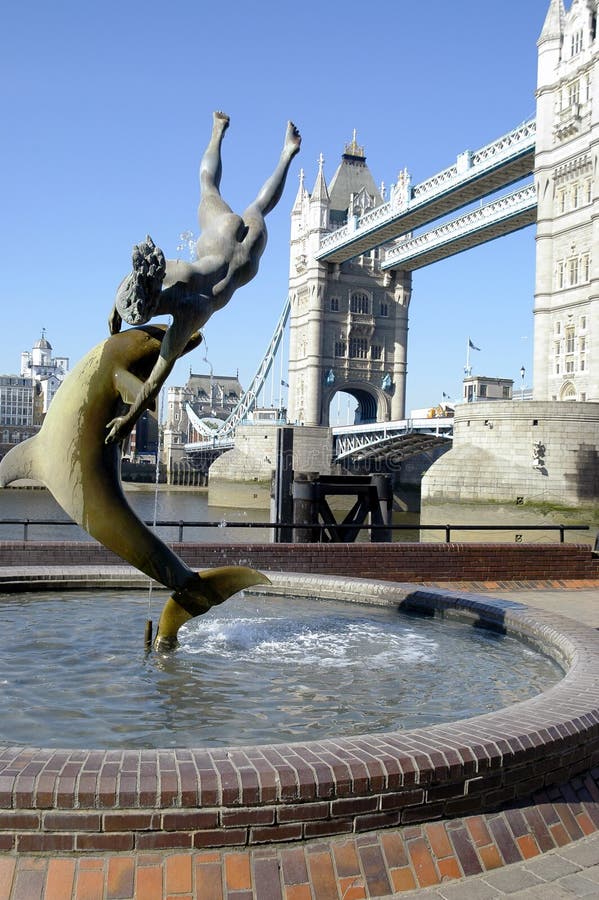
(1, 579), (598, 899)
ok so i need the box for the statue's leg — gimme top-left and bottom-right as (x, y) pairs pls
(250, 121), (301, 217)
(198, 111), (233, 231)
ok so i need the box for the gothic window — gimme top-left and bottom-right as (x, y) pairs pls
(557, 261), (565, 288)
(350, 292), (369, 314)
(566, 357), (575, 374)
(568, 79), (580, 108)
(585, 179), (592, 203)
(572, 183), (580, 208)
(371, 345), (383, 360)
(557, 188), (567, 213)
(580, 356), (586, 371)
(349, 338), (368, 358)
(330, 297), (339, 312)
(555, 341), (561, 357)
(581, 315), (587, 330)
(566, 326), (575, 354)
(379, 302), (389, 317)
(556, 321), (561, 335)
(334, 340), (346, 357)
(568, 257), (579, 285)
(582, 254), (590, 281)
(580, 335), (586, 352)
(571, 29), (583, 57)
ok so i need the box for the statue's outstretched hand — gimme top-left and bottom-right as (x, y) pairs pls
(105, 415), (129, 445)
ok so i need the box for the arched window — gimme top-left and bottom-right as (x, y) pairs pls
(350, 292), (369, 314)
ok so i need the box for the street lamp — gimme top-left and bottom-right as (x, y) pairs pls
(520, 366), (525, 400)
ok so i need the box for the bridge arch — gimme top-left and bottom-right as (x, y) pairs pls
(324, 381), (391, 427)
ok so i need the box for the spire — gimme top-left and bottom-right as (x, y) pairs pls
(343, 129), (366, 161)
(539, 0), (565, 42)
(311, 153), (329, 203)
(292, 168), (307, 213)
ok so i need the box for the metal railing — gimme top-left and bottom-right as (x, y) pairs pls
(0, 519), (590, 544)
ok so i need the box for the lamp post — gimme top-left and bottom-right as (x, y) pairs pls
(520, 366), (525, 400)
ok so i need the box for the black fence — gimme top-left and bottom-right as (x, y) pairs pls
(0, 518), (590, 544)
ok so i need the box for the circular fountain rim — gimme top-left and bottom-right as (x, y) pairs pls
(1, 569), (599, 850)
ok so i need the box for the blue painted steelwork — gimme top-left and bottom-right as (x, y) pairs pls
(316, 118), (536, 263)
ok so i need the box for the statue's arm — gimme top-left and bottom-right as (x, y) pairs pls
(105, 316), (203, 444)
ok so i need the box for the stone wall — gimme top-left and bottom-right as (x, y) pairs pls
(208, 425), (334, 508)
(421, 401), (599, 510)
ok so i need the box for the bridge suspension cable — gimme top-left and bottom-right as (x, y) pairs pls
(215, 295), (291, 439)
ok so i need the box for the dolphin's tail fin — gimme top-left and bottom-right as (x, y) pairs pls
(0, 436), (41, 487)
(154, 566), (271, 651)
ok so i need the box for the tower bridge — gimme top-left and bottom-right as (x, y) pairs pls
(316, 118), (537, 264)
(167, 0), (598, 484)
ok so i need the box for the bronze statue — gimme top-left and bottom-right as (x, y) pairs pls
(0, 325), (269, 650)
(106, 112), (301, 444)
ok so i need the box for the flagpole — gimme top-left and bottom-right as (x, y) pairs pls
(465, 338), (471, 377)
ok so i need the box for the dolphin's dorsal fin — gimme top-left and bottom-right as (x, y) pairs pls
(113, 368), (145, 406)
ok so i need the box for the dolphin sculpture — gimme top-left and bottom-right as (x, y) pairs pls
(0, 325), (269, 650)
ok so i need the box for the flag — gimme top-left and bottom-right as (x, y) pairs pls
(468, 339), (481, 351)
(281, 379), (289, 388)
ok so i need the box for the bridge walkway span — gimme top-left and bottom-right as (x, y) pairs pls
(316, 118), (536, 263)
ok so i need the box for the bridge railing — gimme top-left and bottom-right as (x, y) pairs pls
(0, 518), (589, 544)
(317, 117), (537, 255)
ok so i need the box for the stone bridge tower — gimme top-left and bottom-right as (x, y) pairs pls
(534, 0), (598, 401)
(286, 137), (412, 426)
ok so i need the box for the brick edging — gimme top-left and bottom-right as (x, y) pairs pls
(0, 573), (599, 852)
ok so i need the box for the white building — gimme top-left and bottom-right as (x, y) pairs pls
(534, 0), (598, 401)
(20, 330), (69, 415)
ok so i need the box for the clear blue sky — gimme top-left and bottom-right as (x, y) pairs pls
(0, 0), (550, 414)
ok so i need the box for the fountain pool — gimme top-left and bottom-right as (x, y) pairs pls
(0, 588), (562, 749)
(1, 573), (598, 851)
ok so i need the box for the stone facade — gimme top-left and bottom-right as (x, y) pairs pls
(534, 0), (598, 401)
(287, 141), (411, 427)
(421, 400), (599, 509)
(208, 424), (333, 507)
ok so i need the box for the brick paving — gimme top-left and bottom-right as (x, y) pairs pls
(0, 577), (598, 897)
(3, 769), (599, 897)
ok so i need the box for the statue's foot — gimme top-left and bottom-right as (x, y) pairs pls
(116, 235), (166, 326)
(284, 121), (301, 157)
(213, 111), (230, 135)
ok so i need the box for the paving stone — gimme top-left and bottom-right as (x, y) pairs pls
(480, 865), (544, 893)
(504, 885), (579, 898)
(522, 852), (581, 881)
(559, 835), (599, 868)
(555, 872), (599, 896)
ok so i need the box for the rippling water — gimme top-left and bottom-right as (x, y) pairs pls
(0, 591), (563, 749)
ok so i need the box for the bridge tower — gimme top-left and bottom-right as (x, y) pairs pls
(534, 0), (598, 401)
(287, 137), (411, 426)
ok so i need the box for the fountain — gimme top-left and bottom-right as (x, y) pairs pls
(0, 115), (599, 854)
(0, 111), (302, 650)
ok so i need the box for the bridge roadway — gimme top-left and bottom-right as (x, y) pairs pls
(382, 183), (537, 271)
(184, 418), (453, 466)
(332, 417), (453, 463)
(316, 117), (536, 264)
